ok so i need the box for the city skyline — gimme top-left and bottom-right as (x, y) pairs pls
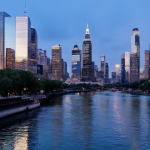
(1, 0), (150, 77)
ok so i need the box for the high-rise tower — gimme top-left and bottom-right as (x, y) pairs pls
(0, 12), (10, 69)
(130, 28), (140, 82)
(82, 23), (94, 81)
(101, 54), (105, 78)
(121, 53), (125, 83)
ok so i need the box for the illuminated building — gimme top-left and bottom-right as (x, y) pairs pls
(125, 52), (130, 82)
(6, 48), (15, 69)
(121, 53), (125, 83)
(140, 68), (145, 79)
(101, 55), (105, 79)
(51, 45), (63, 80)
(130, 28), (140, 82)
(71, 45), (81, 79)
(0, 12), (10, 69)
(82, 23), (94, 81)
(144, 50), (150, 79)
(15, 16), (31, 71)
(105, 63), (109, 83)
(115, 64), (120, 76)
(31, 28), (37, 74)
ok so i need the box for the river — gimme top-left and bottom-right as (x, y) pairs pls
(0, 91), (150, 150)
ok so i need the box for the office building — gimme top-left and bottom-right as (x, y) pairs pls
(121, 54), (125, 83)
(82, 23), (94, 81)
(6, 48), (15, 69)
(31, 28), (37, 74)
(71, 45), (81, 79)
(130, 28), (140, 82)
(115, 64), (120, 76)
(105, 63), (109, 83)
(0, 12), (10, 69)
(101, 55), (105, 79)
(125, 52), (130, 82)
(37, 49), (47, 78)
(51, 45), (63, 80)
(145, 50), (150, 79)
(15, 16), (31, 71)
(112, 72), (116, 79)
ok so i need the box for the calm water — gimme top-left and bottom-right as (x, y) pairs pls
(0, 91), (150, 150)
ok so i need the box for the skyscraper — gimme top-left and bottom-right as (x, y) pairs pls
(31, 28), (37, 74)
(125, 52), (130, 82)
(115, 64), (120, 76)
(101, 54), (105, 79)
(15, 16), (31, 71)
(82, 23), (94, 81)
(145, 50), (150, 79)
(4, 16), (16, 69)
(112, 72), (116, 79)
(51, 45), (63, 80)
(105, 63), (109, 83)
(6, 48), (15, 69)
(0, 12), (10, 69)
(130, 28), (140, 82)
(71, 45), (81, 79)
(121, 54), (125, 83)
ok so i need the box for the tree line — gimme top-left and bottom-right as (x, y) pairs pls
(0, 68), (63, 96)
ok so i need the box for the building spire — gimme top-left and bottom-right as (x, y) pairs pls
(24, 2), (26, 16)
(86, 15), (90, 34)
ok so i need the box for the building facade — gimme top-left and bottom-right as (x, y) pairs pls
(121, 54), (125, 83)
(6, 48), (15, 69)
(112, 72), (116, 79)
(0, 12), (10, 69)
(125, 52), (130, 82)
(82, 23), (94, 81)
(15, 16), (31, 71)
(115, 64), (120, 76)
(145, 50), (150, 79)
(31, 28), (37, 74)
(51, 45), (63, 80)
(130, 28), (140, 82)
(105, 63), (109, 83)
(101, 54), (105, 79)
(71, 45), (81, 79)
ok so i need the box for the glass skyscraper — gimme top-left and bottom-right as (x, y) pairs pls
(0, 12), (10, 69)
(130, 28), (140, 82)
(125, 52), (130, 82)
(121, 53), (125, 83)
(145, 50), (150, 79)
(71, 45), (81, 79)
(82, 23), (94, 81)
(5, 17), (16, 68)
(15, 16), (31, 71)
(105, 63), (109, 83)
(101, 54), (105, 79)
(115, 64), (120, 76)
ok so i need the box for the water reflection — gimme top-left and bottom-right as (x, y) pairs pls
(0, 92), (150, 149)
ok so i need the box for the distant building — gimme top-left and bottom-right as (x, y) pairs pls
(140, 68), (145, 79)
(105, 63), (109, 83)
(37, 49), (47, 78)
(31, 28), (38, 74)
(46, 57), (51, 78)
(121, 54), (125, 83)
(112, 72), (116, 79)
(101, 55), (105, 79)
(82, 23), (94, 81)
(115, 64), (120, 76)
(71, 45), (81, 79)
(51, 45), (63, 80)
(0, 12), (10, 69)
(125, 52), (130, 82)
(145, 50), (150, 79)
(130, 28), (140, 82)
(6, 48), (15, 69)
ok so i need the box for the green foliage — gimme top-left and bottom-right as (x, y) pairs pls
(0, 68), (63, 96)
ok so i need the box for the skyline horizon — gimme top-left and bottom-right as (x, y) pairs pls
(1, 0), (150, 77)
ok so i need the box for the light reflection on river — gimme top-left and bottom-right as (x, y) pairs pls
(0, 91), (150, 149)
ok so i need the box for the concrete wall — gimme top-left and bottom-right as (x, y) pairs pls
(0, 103), (40, 119)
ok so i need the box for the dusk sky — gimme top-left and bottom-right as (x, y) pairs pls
(1, 0), (150, 77)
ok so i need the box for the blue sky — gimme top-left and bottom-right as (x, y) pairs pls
(1, 0), (150, 77)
